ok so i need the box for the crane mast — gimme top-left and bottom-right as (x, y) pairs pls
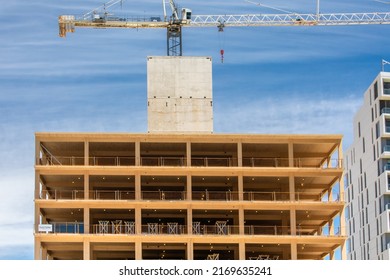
(59, 1), (390, 56)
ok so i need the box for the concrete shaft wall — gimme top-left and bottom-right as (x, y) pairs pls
(147, 56), (213, 133)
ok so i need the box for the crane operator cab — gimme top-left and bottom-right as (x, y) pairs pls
(182, 8), (192, 22)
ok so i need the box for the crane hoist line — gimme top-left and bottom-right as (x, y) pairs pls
(58, 0), (390, 57)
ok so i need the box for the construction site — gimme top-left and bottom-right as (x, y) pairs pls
(34, 0), (390, 260)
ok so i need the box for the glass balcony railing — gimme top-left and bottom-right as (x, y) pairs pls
(384, 88), (390, 95)
(382, 108), (390, 114)
(36, 222), (84, 234)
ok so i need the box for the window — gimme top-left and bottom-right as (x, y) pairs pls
(384, 81), (390, 95)
(358, 122), (361, 137)
(363, 137), (365, 153)
(370, 89), (373, 105)
(386, 119), (390, 133)
(388, 175), (390, 191)
(377, 219), (379, 235)
(374, 81), (378, 99)
(375, 181), (378, 198)
(376, 121), (380, 139)
(364, 172), (367, 188)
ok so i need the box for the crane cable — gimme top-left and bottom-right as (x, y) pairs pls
(218, 22), (226, 63)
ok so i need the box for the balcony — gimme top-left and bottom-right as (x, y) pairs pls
(37, 222), (344, 237)
(243, 158), (289, 167)
(39, 190), (336, 202)
(191, 157), (237, 167)
(36, 222), (84, 234)
(141, 157), (186, 167)
(36, 155), (342, 169)
(382, 108), (390, 115)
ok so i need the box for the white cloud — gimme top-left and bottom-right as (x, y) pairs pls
(214, 94), (362, 147)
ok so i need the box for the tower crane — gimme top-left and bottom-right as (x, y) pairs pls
(59, 0), (390, 57)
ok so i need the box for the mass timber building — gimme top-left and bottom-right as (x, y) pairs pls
(34, 57), (346, 260)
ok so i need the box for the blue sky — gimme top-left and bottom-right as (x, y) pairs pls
(1, 0), (390, 260)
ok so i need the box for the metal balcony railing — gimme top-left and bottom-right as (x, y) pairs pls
(89, 156), (135, 166)
(37, 156), (84, 166)
(92, 221), (136, 234)
(243, 158), (289, 167)
(141, 191), (186, 200)
(39, 190), (340, 202)
(40, 190), (84, 200)
(191, 157), (237, 167)
(192, 191), (239, 201)
(140, 157), (186, 167)
(36, 222), (345, 237)
(36, 155), (342, 169)
(90, 190), (135, 200)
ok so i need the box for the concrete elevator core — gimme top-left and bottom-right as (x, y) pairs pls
(147, 56), (213, 133)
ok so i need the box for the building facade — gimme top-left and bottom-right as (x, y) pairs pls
(34, 133), (346, 260)
(345, 71), (390, 260)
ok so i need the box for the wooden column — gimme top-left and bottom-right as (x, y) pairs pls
(35, 171), (40, 200)
(186, 141), (191, 167)
(35, 137), (41, 166)
(238, 175), (244, 201)
(34, 204), (40, 234)
(187, 206), (193, 235)
(135, 141), (140, 166)
(288, 142), (294, 167)
(83, 239), (91, 260)
(41, 247), (48, 260)
(237, 141), (243, 167)
(186, 241), (194, 260)
(290, 242), (298, 260)
(239, 241), (246, 260)
(187, 175), (192, 201)
(290, 208), (296, 236)
(84, 172), (89, 200)
(329, 218), (334, 237)
(34, 239), (41, 260)
(84, 207), (90, 234)
(135, 242), (142, 260)
(239, 207), (245, 235)
(135, 172), (141, 200)
(289, 175), (295, 201)
(135, 206), (142, 235)
(84, 140), (89, 166)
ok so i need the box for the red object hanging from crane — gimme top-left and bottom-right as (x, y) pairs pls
(220, 49), (224, 63)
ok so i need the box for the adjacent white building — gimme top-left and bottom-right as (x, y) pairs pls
(345, 71), (390, 260)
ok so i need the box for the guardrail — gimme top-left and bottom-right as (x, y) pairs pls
(39, 190), (339, 202)
(36, 156), (342, 168)
(37, 222), (344, 236)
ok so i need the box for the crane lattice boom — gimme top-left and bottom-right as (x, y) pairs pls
(59, 8), (390, 55)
